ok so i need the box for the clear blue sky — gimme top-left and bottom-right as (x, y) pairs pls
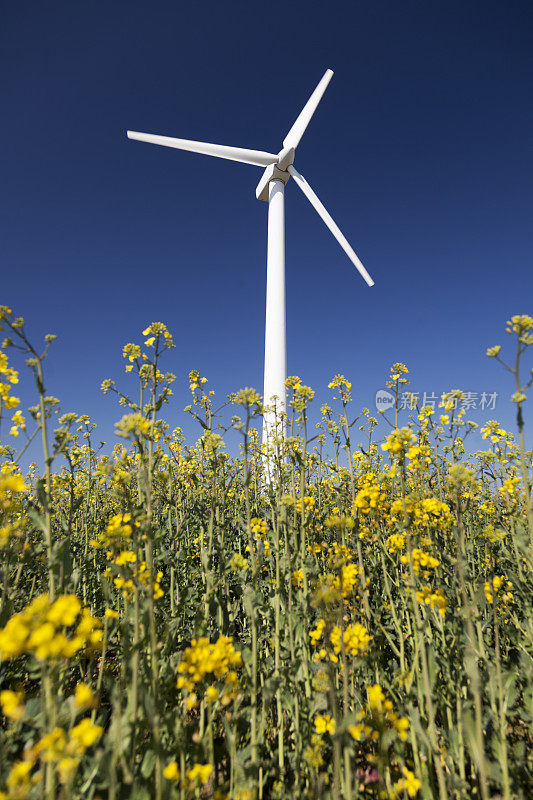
(2, 0), (532, 459)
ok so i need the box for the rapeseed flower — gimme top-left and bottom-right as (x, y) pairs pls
(0, 594), (102, 661)
(176, 634), (242, 693)
(186, 763), (212, 785)
(163, 761), (180, 781)
(0, 690), (25, 721)
(314, 714), (335, 734)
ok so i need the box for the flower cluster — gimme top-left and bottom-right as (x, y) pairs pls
(0, 471), (25, 508)
(33, 717), (103, 760)
(389, 496), (453, 531)
(484, 576), (514, 605)
(0, 594), (102, 661)
(314, 713), (335, 734)
(0, 347), (20, 412)
(287, 378), (315, 412)
(0, 716), (104, 794)
(387, 533), (406, 554)
(292, 567), (304, 587)
(143, 321), (174, 347)
(415, 586), (448, 616)
(176, 635), (242, 703)
(0, 469), (26, 549)
(325, 514), (355, 532)
(348, 685), (410, 746)
(163, 761), (212, 788)
(505, 314), (533, 342)
(382, 428), (416, 457)
(299, 495), (316, 515)
(310, 619), (370, 662)
(400, 549), (440, 577)
(354, 475), (387, 515)
(90, 512), (139, 550)
(104, 551), (163, 601)
(229, 552), (249, 572)
(308, 558), (361, 602)
(303, 734), (325, 770)
(386, 363), (409, 388)
(391, 768), (422, 798)
(480, 420), (508, 443)
(115, 412), (151, 439)
(328, 374), (352, 403)
(0, 690), (25, 721)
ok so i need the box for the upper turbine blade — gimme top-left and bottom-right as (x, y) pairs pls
(127, 131), (279, 167)
(288, 166), (374, 287)
(283, 69), (334, 150)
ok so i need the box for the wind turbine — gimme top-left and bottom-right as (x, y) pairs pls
(127, 69), (374, 452)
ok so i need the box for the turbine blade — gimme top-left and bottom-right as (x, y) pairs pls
(127, 131), (278, 167)
(288, 166), (374, 287)
(283, 69), (334, 150)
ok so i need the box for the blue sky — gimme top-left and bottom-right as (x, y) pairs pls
(2, 0), (532, 460)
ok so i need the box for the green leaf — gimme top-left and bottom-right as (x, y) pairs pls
(28, 508), (47, 533)
(141, 749), (155, 778)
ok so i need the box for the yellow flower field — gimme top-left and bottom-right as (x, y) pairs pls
(0, 307), (532, 799)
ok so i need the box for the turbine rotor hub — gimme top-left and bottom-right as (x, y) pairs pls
(276, 146), (295, 171)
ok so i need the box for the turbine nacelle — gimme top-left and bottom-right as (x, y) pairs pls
(255, 146), (295, 202)
(256, 164), (290, 202)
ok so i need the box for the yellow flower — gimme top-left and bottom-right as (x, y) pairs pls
(402, 767), (421, 797)
(114, 550), (137, 566)
(69, 718), (103, 754)
(34, 727), (67, 762)
(367, 684), (385, 711)
(0, 474), (25, 493)
(7, 760), (33, 788)
(163, 761), (181, 781)
(382, 428), (416, 456)
(74, 683), (94, 709)
(314, 714), (335, 734)
(394, 717), (410, 740)
(348, 723), (364, 740)
(484, 576), (513, 605)
(234, 387), (262, 408)
(292, 568), (304, 587)
(115, 413), (151, 439)
(57, 756), (80, 783)
(506, 314), (533, 338)
(186, 763), (212, 784)
(309, 618), (325, 646)
(0, 689), (25, 721)
(176, 634), (242, 691)
(47, 595), (82, 626)
(229, 552), (249, 572)
(27, 622), (55, 651)
(206, 686), (219, 703)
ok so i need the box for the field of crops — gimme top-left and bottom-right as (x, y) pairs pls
(0, 306), (532, 800)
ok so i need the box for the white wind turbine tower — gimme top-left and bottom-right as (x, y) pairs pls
(127, 69), (374, 454)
